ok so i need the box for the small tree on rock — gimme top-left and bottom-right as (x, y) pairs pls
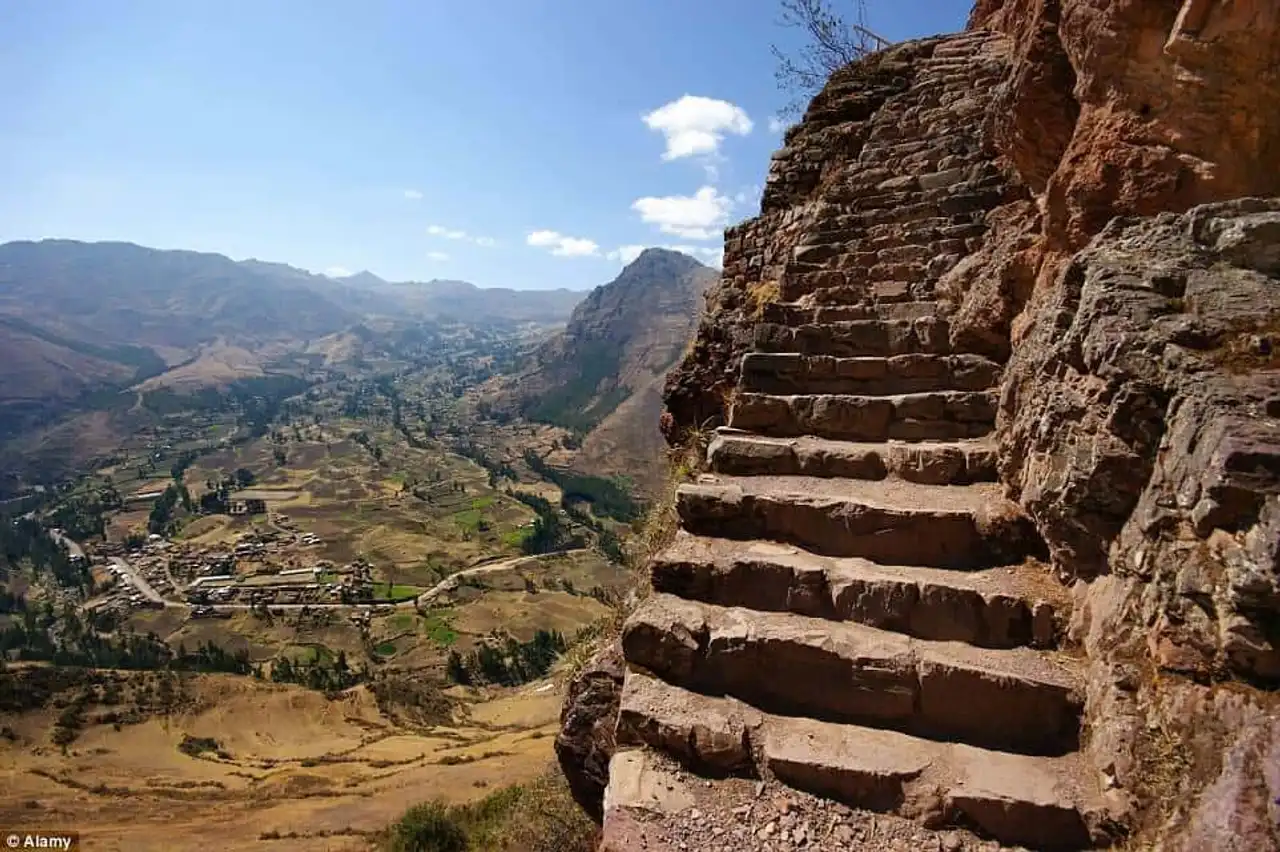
(771, 0), (888, 118)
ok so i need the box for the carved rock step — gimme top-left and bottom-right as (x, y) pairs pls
(621, 595), (1083, 755)
(676, 474), (1040, 567)
(740, 352), (1001, 396)
(760, 300), (941, 325)
(755, 318), (950, 357)
(651, 532), (1064, 649)
(729, 390), (996, 442)
(708, 429), (997, 484)
(617, 672), (1105, 851)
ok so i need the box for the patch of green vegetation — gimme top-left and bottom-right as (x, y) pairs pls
(451, 508), (485, 532)
(284, 644), (334, 665)
(374, 642), (398, 657)
(470, 496), (495, 510)
(523, 451), (641, 522)
(520, 339), (625, 433)
(387, 612), (416, 632)
(178, 734), (231, 760)
(421, 612), (457, 647)
(445, 630), (567, 687)
(317, 570), (339, 585)
(371, 582), (422, 601)
(381, 773), (594, 852)
(502, 527), (532, 548)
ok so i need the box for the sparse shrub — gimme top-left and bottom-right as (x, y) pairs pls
(178, 734), (226, 759)
(437, 754), (474, 766)
(384, 801), (467, 852)
(368, 672), (454, 727)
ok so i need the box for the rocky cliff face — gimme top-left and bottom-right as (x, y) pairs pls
(1015, 202), (1280, 848)
(506, 248), (716, 492)
(948, 5), (1280, 843)
(570, 3), (1280, 849)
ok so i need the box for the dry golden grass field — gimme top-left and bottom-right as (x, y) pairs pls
(0, 673), (566, 851)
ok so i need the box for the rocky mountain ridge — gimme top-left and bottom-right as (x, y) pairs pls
(0, 238), (586, 428)
(501, 248), (717, 493)
(562, 2), (1280, 850)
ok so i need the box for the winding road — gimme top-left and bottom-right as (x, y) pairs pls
(49, 529), (85, 560)
(52, 524), (584, 614)
(415, 548), (587, 608)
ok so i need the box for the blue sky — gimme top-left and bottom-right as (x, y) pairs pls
(2, 0), (973, 290)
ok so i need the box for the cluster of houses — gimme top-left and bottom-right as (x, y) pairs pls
(85, 511), (389, 614)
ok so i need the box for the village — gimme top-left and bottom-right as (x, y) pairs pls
(82, 509), (397, 621)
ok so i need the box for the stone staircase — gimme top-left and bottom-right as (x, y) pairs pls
(608, 293), (1108, 848)
(601, 30), (1111, 852)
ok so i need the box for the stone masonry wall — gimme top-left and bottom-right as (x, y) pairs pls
(662, 32), (1019, 443)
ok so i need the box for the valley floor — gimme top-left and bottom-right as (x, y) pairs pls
(0, 673), (565, 851)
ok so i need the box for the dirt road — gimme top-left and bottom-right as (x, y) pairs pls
(415, 548), (586, 607)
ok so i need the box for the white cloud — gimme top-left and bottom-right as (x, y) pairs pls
(668, 244), (725, 267)
(427, 224), (467, 240)
(632, 185), (732, 240)
(427, 251), (449, 261)
(643, 95), (753, 160)
(527, 230), (600, 258)
(767, 115), (791, 134)
(426, 223), (496, 247)
(402, 188), (424, 200)
(324, 265), (352, 278)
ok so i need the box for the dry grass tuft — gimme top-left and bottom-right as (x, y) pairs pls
(379, 769), (596, 851)
(630, 422), (712, 571)
(747, 280), (781, 319)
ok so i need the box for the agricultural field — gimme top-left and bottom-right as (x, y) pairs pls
(0, 667), (569, 851)
(180, 424), (542, 581)
(1, 316), (644, 851)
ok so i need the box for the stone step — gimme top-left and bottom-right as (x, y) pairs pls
(760, 300), (941, 325)
(617, 672), (1106, 851)
(739, 352), (1001, 396)
(621, 595), (1083, 755)
(707, 429), (998, 484)
(808, 283), (940, 308)
(676, 474), (1041, 568)
(728, 390), (996, 442)
(754, 318), (951, 357)
(651, 532), (1064, 649)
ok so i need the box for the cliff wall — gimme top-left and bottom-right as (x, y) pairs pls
(957, 2), (1280, 844)
(612, 2), (1280, 847)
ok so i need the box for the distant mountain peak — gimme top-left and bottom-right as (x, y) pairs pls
(339, 270), (387, 287)
(624, 246), (710, 271)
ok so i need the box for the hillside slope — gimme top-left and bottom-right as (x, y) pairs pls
(508, 248), (716, 490)
(0, 238), (586, 409)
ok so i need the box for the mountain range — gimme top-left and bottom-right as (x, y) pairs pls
(0, 239), (584, 406)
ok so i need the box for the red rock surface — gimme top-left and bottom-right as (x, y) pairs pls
(596, 3), (1280, 849)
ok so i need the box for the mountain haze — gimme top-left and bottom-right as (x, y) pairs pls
(0, 239), (585, 398)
